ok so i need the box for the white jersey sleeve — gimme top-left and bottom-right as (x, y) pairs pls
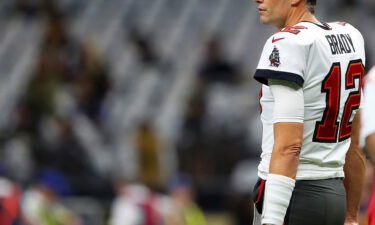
(254, 26), (309, 87)
(269, 79), (304, 123)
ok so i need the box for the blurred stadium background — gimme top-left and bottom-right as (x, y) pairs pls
(0, 0), (374, 224)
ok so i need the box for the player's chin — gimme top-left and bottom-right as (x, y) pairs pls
(259, 17), (270, 25)
(260, 18), (277, 27)
(259, 15), (270, 24)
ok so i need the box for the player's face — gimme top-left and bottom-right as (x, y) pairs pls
(254, 0), (291, 28)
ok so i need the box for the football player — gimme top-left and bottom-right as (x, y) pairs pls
(251, 0), (366, 224)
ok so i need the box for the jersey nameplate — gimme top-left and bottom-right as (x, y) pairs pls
(325, 33), (355, 55)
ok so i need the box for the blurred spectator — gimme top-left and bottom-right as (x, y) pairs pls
(109, 182), (163, 225)
(198, 38), (241, 85)
(0, 169), (23, 225)
(129, 29), (159, 67)
(163, 175), (206, 225)
(135, 120), (163, 190)
(177, 81), (252, 209)
(177, 93), (206, 174)
(22, 169), (81, 225)
(177, 38), (249, 198)
(32, 13), (111, 124)
(13, 11), (112, 196)
(23, 60), (61, 134)
(182, 93), (206, 140)
(74, 44), (111, 123)
(2, 133), (34, 186)
(40, 117), (105, 196)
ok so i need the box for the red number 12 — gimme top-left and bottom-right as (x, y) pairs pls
(313, 60), (364, 143)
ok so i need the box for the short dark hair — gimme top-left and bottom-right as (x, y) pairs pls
(306, 0), (316, 13)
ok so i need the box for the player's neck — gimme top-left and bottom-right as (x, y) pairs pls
(282, 8), (319, 29)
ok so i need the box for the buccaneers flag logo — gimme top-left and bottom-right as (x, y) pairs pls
(269, 46), (280, 67)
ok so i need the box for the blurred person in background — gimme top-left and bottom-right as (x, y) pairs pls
(110, 176), (206, 225)
(129, 29), (159, 67)
(361, 66), (375, 225)
(11, 6), (112, 194)
(0, 165), (23, 225)
(252, 0), (365, 224)
(109, 181), (163, 225)
(42, 117), (106, 196)
(71, 43), (112, 124)
(175, 36), (249, 211)
(177, 93), (207, 177)
(22, 11), (111, 129)
(198, 38), (241, 86)
(22, 169), (81, 225)
(135, 120), (163, 190)
(163, 175), (206, 225)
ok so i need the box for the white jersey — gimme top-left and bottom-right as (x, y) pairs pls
(361, 66), (375, 147)
(254, 21), (366, 180)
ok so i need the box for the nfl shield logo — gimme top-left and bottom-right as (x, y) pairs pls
(269, 46), (280, 67)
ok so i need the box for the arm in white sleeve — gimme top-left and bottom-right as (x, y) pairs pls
(261, 79), (304, 225)
(269, 79), (304, 123)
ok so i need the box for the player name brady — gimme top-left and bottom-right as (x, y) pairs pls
(325, 33), (355, 55)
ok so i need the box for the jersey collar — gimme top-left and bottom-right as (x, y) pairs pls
(300, 21), (332, 30)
